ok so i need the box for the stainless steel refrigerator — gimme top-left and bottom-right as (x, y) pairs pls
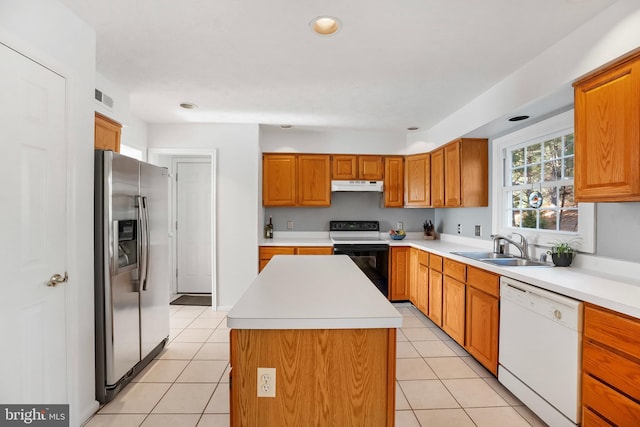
(94, 150), (170, 403)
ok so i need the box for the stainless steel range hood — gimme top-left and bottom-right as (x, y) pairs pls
(331, 180), (384, 192)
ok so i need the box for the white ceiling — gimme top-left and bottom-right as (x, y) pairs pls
(60, 0), (617, 132)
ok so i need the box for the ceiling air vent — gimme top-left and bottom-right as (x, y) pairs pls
(94, 88), (114, 109)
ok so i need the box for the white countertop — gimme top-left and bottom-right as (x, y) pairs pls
(259, 232), (640, 319)
(227, 255), (403, 329)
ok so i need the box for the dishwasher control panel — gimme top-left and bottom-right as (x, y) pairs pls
(500, 277), (583, 331)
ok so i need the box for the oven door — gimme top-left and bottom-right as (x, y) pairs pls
(333, 244), (389, 298)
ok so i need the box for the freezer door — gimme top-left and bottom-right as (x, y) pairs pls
(139, 161), (170, 357)
(96, 151), (142, 387)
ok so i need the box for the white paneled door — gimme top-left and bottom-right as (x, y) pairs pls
(176, 161), (212, 294)
(0, 44), (68, 403)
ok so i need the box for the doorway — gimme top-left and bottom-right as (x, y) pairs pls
(147, 149), (217, 308)
(175, 159), (212, 294)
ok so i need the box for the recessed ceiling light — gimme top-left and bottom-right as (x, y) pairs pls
(179, 102), (198, 110)
(508, 115), (530, 122)
(310, 16), (341, 36)
(280, 124), (293, 129)
(407, 127), (420, 131)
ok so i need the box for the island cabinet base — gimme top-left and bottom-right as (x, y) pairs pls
(230, 328), (396, 427)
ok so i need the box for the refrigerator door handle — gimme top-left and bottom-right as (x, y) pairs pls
(142, 196), (151, 291)
(136, 195), (147, 291)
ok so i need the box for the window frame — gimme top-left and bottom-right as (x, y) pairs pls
(491, 110), (595, 253)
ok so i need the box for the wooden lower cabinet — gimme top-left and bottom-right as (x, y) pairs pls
(582, 303), (640, 426)
(390, 247), (410, 301)
(259, 246), (332, 272)
(416, 251), (429, 314)
(428, 254), (444, 326)
(465, 267), (500, 375)
(230, 328), (396, 426)
(442, 276), (466, 345)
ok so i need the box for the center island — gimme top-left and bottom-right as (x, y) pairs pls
(227, 255), (402, 427)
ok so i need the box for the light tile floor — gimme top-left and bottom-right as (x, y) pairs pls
(83, 303), (547, 427)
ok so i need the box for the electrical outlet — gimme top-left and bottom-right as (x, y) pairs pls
(287, 220), (293, 230)
(475, 225), (482, 237)
(397, 221), (403, 230)
(457, 224), (462, 234)
(257, 367), (276, 398)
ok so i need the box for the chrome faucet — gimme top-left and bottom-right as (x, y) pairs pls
(491, 233), (529, 259)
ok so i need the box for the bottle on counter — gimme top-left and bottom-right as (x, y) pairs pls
(264, 216), (274, 239)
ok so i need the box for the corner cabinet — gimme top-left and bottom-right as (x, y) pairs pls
(574, 49), (640, 202)
(443, 138), (488, 207)
(94, 112), (121, 152)
(384, 156), (404, 207)
(262, 154), (331, 207)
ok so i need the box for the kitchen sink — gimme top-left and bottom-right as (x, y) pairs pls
(451, 251), (550, 267)
(450, 251), (513, 260)
(481, 258), (548, 267)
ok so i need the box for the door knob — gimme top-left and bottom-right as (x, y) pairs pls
(47, 272), (68, 287)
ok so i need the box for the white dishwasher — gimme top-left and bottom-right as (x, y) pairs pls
(498, 277), (583, 427)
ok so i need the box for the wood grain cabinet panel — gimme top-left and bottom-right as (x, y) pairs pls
(443, 138), (489, 207)
(230, 328), (396, 426)
(390, 247), (410, 301)
(428, 269), (443, 326)
(331, 154), (383, 180)
(416, 250), (429, 315)
(262, 154), (297, 206)
(430, 148), (445, 207)
(384, 156), (404, 207)
(582, 303), (640, 425)
(405, 153), (431, 207)
(574, 49), (640, 202)
(358, 155), (384, 180)
(258, 246), (332, 271)
(297, 154), (331, 206)
(94, 112), (121, 152)
(465, 286), (499, 375)
(442, 276), (466, 345)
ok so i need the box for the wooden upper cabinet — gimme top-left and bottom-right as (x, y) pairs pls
(263, 154), (297, 206)
(443, 138), (488, 207)
(384, 156), (404, 207)
(574, 50), (640, 202)
(358, 155), (384, 180)
(431, 148), (445, 208)
(297, 154), (331, 206)
(332, 155), (383, 180)
(332, 155), (358, 180)
(94, 112), (121, 152)
(405, 153), (431, 207)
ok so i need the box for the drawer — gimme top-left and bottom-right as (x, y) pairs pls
(417, 250), (429, 265)
(429, 254), (443, 272)
(582, 374), (640, 426)
(259, 246), (295, 259)
(466, 266), (499, 298)
(582, 406), (613, 427)
(583, 340), (640, 400)
(443, 258), (466, 282)
(296, 246), (333, 255)
(584, 303), (640, 360)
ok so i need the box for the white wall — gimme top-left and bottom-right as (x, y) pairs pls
(147, 124), (260, 309)
(0, 0), (98, 424)
(408, 0), (640, 147)
(260, 125), (407, 154)
(95, 72), (149, 158)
